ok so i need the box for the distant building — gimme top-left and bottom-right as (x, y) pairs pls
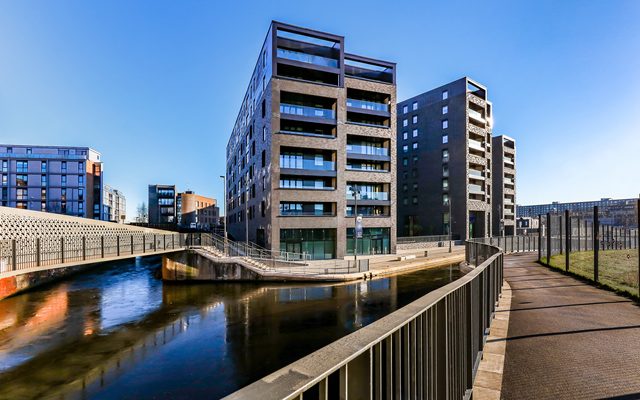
(0, 144), (103, 218)
(397, 78), (495, 240)
(517, 198), (638, 227)
(177, 191), (219, 229)
(492, 135), (516, 235)
(102, 185), (126, 223)
(148, 184), (176, 224)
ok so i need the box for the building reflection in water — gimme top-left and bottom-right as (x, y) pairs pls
(0, 256), (462, 400)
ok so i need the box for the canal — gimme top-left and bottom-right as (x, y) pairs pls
(0, 255), (465, 399)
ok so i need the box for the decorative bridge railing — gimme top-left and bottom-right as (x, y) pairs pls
(224, 239), (504, 400)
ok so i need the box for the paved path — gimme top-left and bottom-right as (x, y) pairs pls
(500, 253), (640, 399)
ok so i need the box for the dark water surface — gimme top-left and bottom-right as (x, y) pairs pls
(0, 256), (463, 399)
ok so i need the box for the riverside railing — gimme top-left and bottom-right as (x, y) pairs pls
(537, 200), (640, 297)
(224, 240), (503, 400)
(0, 232), (184, 274)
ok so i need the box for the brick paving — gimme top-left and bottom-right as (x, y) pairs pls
(500, 253), (640, 399)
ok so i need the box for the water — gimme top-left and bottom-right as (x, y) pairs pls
(0, 256), (464, 399)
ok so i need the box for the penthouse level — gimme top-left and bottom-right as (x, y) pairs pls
(225, 21), (397, 260)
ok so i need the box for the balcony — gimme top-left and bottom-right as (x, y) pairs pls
(468, 139), (485, 156)
(346, 98), (389, 113)
(504, 157), (515, 166)
(279, 120), (335, 138)
(280, 176), (334, 190)
(280, 103), (335, 120)
(346, 160), (389, 172)
(346, 144), (389, 157)
(347, 191), (389, 201)
(345, 55), (394, 84)
(279, 202), (335, 217)
(280, 149), (336, 177)
(277, 48), (338, 68)
(468, 169), (485, 181)
(280, 158), (335, 171)
(468, 183), (485, 194)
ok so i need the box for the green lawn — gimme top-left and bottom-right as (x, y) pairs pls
(545, 249), (639, 297)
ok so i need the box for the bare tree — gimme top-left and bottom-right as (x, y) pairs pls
(136, 202), (148, 223)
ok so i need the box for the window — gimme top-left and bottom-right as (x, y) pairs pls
(16, 188), (27, 200)
(412, 129), (418, 138)
(442, 105), (448, 114)
(402, 105), (408, 114)
(442, 90), (448, 100)
(403, 198), (408, 205)
(412, 101), (418, 111)
(78, 188), (84, 200)
(442, 164), (449, 177)
(412, 155), (418, 163)
(6, 147), (12, 153)
(61, 175), (67, 186)
(402, 184), (407, 191)
(402, 157), (408, 167)
(41, 188), (46, 200)
(61, 161), (67, 172)
(442, 149), (449, 162)
(261, 150), (266, 168)
(412, 115), (417, 124)
(41, 175), (47, 186)
(27, 148), (32, 154)
(1, 175), (6, 186)
(442, 120), (448, 129)
(16, 160), (27, 173)
(402, 145), (408, 153)
(443, 194), (449, 206)
(402, 119), (408, 127)
(78, 161), (84, 171)
(41, 161), (47, 173)
(261, 99), (266, 118)
(442, 134), (448, 144)
(442, 179), (449, 190)
(78, 175), (84, 186)
(412, 196), (418, 204)
(16, 174), (27, 187)
(41, 201), (46, 212)
(1, 160), (7, 172)
(402, 131), (408, 140)
(412, 183), (418, 191)
(412, 142), (418, 150)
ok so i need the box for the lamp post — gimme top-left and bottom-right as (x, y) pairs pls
(352, 185), (361, 266)
(219, 175), (227, 255)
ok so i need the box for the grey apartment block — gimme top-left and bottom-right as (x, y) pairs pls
(103, 184), (126, 223)
(518, 198), (638, 227)
(225, 21), (397, 260)
(148, 184), (176, 224)
(396, 78), (495, 240)
(0, 144), (103, 218)
(491, 135), (516, 235)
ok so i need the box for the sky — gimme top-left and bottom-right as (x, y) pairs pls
(1, 0), (639, 219)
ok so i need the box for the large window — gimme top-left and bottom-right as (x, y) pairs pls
(442, 120), (448, 129)
(442, 90), (448, 100)
(402, 105), (408, 114)
(442, 149), (449, 162)
(412, 101), (418, 110)
(16, 174), (27, 187)
(346, 227), (390, 255)
(412, 115), (417, 124)
(16, 160), (27, 173)
(280, 229), (336, 260)
(442, 105), (448, 114)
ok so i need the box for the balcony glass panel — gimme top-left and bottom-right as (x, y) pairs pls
(346, 98), (389, 112)
(468, 109), (484, 121)
(468, 169), (484, 178)
(277, 48), (339, 68)
(469, 139), (484, 151)
(346, 191), (389, 201)
(346, 144), (388, 157)
(280, 103), (335, 119)
(280, 155), (335, 171)
(468, 184), (485, 194)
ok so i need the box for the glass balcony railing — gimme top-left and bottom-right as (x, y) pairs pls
(280, 210), (335, 217)
(504, 157), (515, 166)
(468, 169), (484, 179)
(346, 99), (389, 112)
(468, 109), (485, 122)
(280, 103), (335, 119)
(277, 48), (339, 68)
(468, 184), (485, 194)
(346, 144), (389, 157)
(280, 159), (335, 171)
(346, 192), (389, 201)
(505, 178), (515, 185)
(468, 139), (485, 151)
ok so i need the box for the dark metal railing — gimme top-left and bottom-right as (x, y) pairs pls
(223, 240), (503, 400)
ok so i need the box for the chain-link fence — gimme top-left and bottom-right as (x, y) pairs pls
(538, 200), (640, 298)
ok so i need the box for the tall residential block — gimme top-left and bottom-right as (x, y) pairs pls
(102, 184), (126, 223)
(225, 21), (397, 259)
(1, 144), (103, 218)
(148, 184), (176, 224)
(491, 135), (516, 235)
(177, 190), (219, 229)
(396, 78), (494, 240)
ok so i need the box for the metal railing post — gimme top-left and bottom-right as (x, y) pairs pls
(143, 235), (146, 253)
(131, 235), (134, 255)
(154, 234), (157, 251)
(36, 237), (41, 267)
(637, 199), (640, 298)
(11, 239), (16, 271)
(594, 206), (599, 282)
(565, 210), (570, 272)
(101, 236), (105, 258)
(546, 213), (551, 264)
(116, 236), (120, 256)
(61, 237), (65, 264)
(82, 236), (86, 261)
(538, 214), (542, 261)
(164, 235), (166, 250)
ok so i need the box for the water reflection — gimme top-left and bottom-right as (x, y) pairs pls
(0, 256), (463, 399)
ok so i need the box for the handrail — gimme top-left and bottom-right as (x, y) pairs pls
(224, 240), (503, 399)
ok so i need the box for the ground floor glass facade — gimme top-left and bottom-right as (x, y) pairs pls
(346, 227), (390, 256)
(279, 228), (336, 260)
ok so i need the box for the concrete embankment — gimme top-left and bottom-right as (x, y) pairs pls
(162, 248), (466, 283)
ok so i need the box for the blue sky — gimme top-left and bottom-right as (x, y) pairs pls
(1, 0), (638, 219)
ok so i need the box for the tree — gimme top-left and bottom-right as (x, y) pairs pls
(136, 202), (148, 223)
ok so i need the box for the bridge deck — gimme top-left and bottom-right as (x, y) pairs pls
(501, 253), (640, 399)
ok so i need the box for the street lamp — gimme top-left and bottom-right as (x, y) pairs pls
(351, 185), (361, 266)
(219, 175), (227, 256)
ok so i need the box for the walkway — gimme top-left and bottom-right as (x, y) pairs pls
(500, 253), (640, 399)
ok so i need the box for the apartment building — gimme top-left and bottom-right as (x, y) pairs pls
(492, 135), (516, 235)
(102, 185), (126, 223)
(0, 144), (103, 218)
(225, 21), (397, 259)
(177, 191), (219, 230)
(148, 184), (176, 224)
(518, 198), (638, 227)
(396, 78), (494, 240)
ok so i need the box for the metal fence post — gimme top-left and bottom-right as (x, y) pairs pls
(101, 236), (105, 258)
(172, 234), (175, 249)
(538, 214), (542, 261)
(577, 217), (581, 252)
(61, 237), (65, 264)
(11, 239), (16, 271)
(546, 213), (551, 264)
(637, 199), (639, 298)
(131, 235), (134, 255)
(82, 236), (86, 261)
(559, 214), (563, 255)
(154, 234), (157, 251)
(116, 235), (120, 257)
(36, 237), (41, 267)
(594, 206), (599, 282)
(475, 242), (479, 266)
(143, 235), (146, 253)
(164, 235), (167, 250)
(565, 210), (570, 272)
